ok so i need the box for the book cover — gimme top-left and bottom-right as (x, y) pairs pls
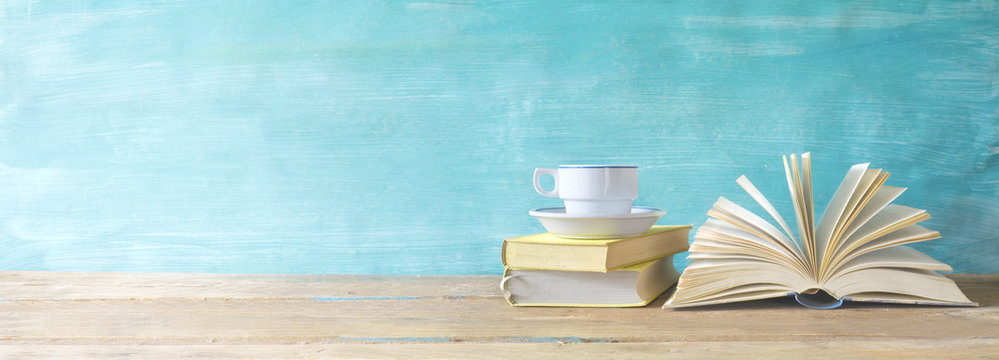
(502, 255), (680, 307)
(502, 225), (691, 272)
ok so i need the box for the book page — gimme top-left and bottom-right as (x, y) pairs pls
(688, 250), (791, 262)
(707, 197), (805, 267)
(800, 153), (815, 256)
(837, 185), (906, 245)
(668, 258), (810, 304)
(690, 241), (799, 270)
(845, 293), (975, 306)
(835, 171), (889, 240)
(814, 162), (869, 268)
(827, 246), (951, 278)
(637, 255), (681, 301)
(695, 219), (810, 277)
(691, 237), (789, 263)
(820, 168), (885, 279)
(678, 285), (791, 304)
(825, 267), (972, 304)
(699, 215), (797, 261)
(735, 175), (803, 257)
(824, 224), (940, 277)
(665, 288), (790, 308)
(783, 154), (814, 271)
(826, 170), (883, 250)
(841, 204), (929, 249)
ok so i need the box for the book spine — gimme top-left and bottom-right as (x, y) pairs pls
(792, 292), (844, 309)
(500, 240), (509, 267)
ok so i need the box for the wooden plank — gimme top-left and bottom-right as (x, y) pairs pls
(2, 341), (998, 360)
(3, 296), (997, 343)
(0, 271), (499, 300)
(1, 272), (996, 359)
(2, 273), (996, 343)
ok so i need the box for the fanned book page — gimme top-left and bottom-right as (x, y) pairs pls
(664, 153), (976, 309)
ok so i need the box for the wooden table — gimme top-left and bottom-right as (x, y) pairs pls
(1, 272), (996, 359)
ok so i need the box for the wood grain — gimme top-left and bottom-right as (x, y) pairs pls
(1, 272), (996, 358)
(3, 341), (998, 360)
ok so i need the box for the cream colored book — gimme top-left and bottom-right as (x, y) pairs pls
(665, 153), (975, 309)
(501, 225), (691, 272)
(502, 255), (679, 307)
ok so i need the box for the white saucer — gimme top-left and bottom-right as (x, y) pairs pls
(528, 206), (667, 239)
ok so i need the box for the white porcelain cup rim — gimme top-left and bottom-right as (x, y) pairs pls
(556, 165), (637, 168)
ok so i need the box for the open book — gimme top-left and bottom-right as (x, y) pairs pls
(664, 153), (975, 309)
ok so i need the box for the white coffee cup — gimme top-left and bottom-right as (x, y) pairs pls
(533, 165), (638, 215)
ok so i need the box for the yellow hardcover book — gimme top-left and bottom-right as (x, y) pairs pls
(501, 225), (691, 272)
(501, 255), (680, 307)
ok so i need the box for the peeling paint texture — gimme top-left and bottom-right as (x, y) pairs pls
(0, 1), (996, 274)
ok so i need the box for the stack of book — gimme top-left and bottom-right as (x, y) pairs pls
(500, 225), (691, 307)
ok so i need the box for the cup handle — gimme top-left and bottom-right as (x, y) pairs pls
(533, 168), (558, 198)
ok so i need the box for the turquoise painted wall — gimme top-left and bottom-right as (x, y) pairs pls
(1, 1), (996, 274)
